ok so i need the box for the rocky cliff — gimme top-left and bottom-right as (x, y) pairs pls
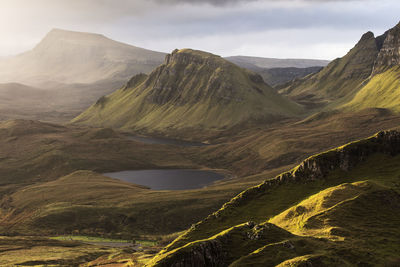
(373, 21), (400, 74)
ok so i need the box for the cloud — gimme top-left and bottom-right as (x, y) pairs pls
(0, 0), (398, 60)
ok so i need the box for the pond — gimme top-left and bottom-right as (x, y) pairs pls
(103, 169), (225, 190)
(125, 135), (208, 147)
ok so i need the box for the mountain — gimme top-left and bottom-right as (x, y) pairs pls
(0, 28), (166, 85)
(280, 21), (400, 114)
(341, 22), (400, 112)
(225, 56), (329, 69)
(279, 31), (382, 108)
(226, 56), (328, 87)
(149, 131), (400, 266)
(73, 49), (302, 134)
(252, 66), (323, 87)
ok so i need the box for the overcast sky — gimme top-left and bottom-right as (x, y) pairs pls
(0, 0), (399, 59)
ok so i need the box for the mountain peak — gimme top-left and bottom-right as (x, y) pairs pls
(40, 28), (108, 44)
(165, 48), (222, 65)
(359, 31), (375, 42)
(373, 21), (400, 74)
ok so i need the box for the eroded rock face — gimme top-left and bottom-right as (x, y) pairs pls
(157, 240), (225, 267)
(142, 49), (265, 106)
(373, 22), (400, 74)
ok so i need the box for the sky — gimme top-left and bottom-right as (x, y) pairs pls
(0, 0), (399, 60)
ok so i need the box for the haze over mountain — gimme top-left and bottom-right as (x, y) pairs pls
(73, 49), (302, 134)
(226, 56), (330, 69)
(0, 28), (166, 85)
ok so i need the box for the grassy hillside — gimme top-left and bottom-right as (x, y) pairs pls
(279, 31), (381, 109)
(149, 130), (400, 266)
(73, 49), (302, 134)
(342, 66), (400, 112)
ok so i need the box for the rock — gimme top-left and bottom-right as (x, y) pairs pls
(373, 21), (400, 74)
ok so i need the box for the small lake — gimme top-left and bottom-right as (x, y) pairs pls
(103, 169), (225, 190)
(126, 135), (208, 147)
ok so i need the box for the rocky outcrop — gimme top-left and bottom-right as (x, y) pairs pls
(373, 21), (400, 74)
(143, 49), (265, 106)
(150, 222), (292, 267)
(215, 130), (400, 210)
(124, 73), (148, 90)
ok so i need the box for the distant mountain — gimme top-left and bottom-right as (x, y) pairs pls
(225, 56), (328, 87)
(73, 49), (302, 134)
(250, 66), (323, 87)
(225, 56), (330, 69)
(0, 28), (166, 85)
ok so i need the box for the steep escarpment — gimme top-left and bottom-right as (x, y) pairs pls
(150, 130), (400, 266)
(73, 49), (302, 135)
(373, 21), (400, 74)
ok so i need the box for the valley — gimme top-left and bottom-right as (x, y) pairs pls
(0, 7), (399, 266)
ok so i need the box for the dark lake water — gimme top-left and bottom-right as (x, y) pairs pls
(126, 135), (208, 147)
(103, 169), (225, 190)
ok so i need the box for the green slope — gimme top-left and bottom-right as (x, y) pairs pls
(341, 66), (400, 112)
(149, 131), (400, 266)
(279, 31), (380, 108)
(73, 49), (302, 134)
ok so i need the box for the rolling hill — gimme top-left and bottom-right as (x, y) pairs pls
(149, 131), (400, 266)
(73, 49), (303, 135)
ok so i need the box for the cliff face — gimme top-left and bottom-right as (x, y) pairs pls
(373, 22), (400, 74)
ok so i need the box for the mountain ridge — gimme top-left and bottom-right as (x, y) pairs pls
(149, 130), (400, 266)
(73, 48), (303, 134)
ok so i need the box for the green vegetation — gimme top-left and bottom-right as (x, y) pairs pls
(0, 236), (115, 266)
(279, 31), (380, 109)
(150, 131), (400, 266)
(342, 66), (400, 112)
(73, 49), (302, 134)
